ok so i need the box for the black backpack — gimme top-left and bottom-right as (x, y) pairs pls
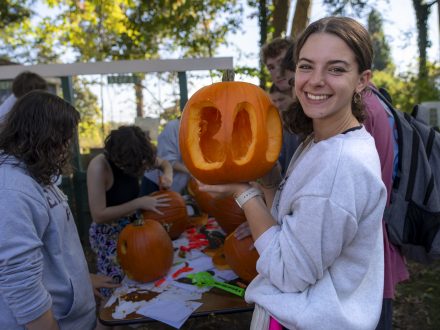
(372, 88), (440, 263)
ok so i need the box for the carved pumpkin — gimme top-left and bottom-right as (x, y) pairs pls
(187, 178), (246, 234)
(179, 81), (282, 184)
(117, 219), (173, 283)
(142, 190), (188, 240)
(223, 233), (259, 283)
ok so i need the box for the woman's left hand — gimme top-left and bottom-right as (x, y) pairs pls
(197, 181), (251, 199)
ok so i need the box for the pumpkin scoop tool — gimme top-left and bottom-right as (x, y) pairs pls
(187, 271), (245, 297)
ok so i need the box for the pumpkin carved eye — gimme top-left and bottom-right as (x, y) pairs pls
(198, 106), (224, 164)
(180, 82), (283, 184)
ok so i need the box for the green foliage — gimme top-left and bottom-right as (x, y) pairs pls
(372, 62), (440, 113)
(73, 77), (104, 152)
(322, 0), (372, 16)
(33, 0), (243, 62)
(367, 9), (392, 71)
(0, 0), (34, 28)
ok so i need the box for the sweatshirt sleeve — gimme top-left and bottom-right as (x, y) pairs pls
(0, 189), (52, 325)
(157, 120), (180, 163)
(255, 196), (358, 293)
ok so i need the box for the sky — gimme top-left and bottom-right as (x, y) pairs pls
(33, 0), (439, 124)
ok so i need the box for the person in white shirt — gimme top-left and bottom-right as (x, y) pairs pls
(142, 118), (191, 194)
(0, 71), (48, 124)
(199, 17), (387, 330)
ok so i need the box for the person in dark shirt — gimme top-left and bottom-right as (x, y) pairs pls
(87, 125), (173, 298)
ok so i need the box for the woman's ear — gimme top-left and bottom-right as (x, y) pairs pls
(356, 69), (372, 93)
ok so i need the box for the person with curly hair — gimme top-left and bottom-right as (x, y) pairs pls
(87, 125), (173, 297)
(0, 90), (100, 329)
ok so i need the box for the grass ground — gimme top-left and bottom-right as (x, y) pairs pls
(393, 260), (440, 330)
(84, 245), (440, 329)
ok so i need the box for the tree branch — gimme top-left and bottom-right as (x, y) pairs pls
(427, 0), (437, 8)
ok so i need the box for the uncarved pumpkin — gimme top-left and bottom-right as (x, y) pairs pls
(179, 81), (282, 184)
(210, 196), (246, 235)
(142, 190), (188, 240)
(223, 233), (259, 283)
(117, 219), (173, 283)
(187, 177), (214, 215)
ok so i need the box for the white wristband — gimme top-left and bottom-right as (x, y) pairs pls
(234, 187), (263, 209)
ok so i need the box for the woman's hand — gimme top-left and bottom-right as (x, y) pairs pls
(159, 174), (173, 189)
(90, 273), (121, 299)
(136, 195), (171, 214)
(197, 181), (251, 199)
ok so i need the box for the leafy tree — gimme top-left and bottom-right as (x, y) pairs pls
(72, 77), (104, 151)
(0, 0), (34, 29)
(412, 0), (437, 80)
(372, 62), (440, 113)
(36, 0), (242, 117)
(272, 0), (290, 38)
(248, 0), (305, 88)
(322, 0), (370, 16)
(367, 9), (393, 71)
(289, 0), (312, 39)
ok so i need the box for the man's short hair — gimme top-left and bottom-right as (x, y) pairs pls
(12, 71), (48, 98)
(261, 37), (294, 65)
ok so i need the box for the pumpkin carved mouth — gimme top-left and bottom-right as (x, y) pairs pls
(180, 81), (282, 184)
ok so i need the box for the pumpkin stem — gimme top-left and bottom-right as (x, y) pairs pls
(133, 218), (144, 226)
(222, 70), (235, 82)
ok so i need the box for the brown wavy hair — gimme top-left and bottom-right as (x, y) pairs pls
(12, 71), (48, 97)
(0, 90), (80, 185)
(287, 16), (373, 136)
(104, 125), (156, 177)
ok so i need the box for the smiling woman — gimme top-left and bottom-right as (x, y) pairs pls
(197, 16), (387, 330)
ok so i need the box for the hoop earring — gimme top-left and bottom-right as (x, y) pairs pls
(353, 92), (362, 104)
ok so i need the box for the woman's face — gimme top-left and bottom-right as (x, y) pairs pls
(294, 32), (370, 122)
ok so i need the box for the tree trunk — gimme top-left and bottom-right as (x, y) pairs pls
(259, 0), (268, 89)
(412, 0), (432, 80)
(272, 0), (290, 38)
(437, 0), (440, 49)
(289, 0), (312, 39)
(135, 75), (144, 118)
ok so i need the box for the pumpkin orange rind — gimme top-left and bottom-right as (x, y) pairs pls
(117, 219), (174, 283)
(142, 190), (188, 240)
(179, 81), (282, 184)
(223, 232), (259, 284)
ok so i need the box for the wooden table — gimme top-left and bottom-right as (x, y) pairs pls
(99, 285), (254, 326)
(100, 216), (255, 326)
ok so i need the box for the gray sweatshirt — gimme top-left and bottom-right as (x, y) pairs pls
(0, 155), (96, 329)
(246, 128), (386, 330)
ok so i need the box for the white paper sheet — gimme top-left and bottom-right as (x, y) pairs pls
(137, 298), (202, 329)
